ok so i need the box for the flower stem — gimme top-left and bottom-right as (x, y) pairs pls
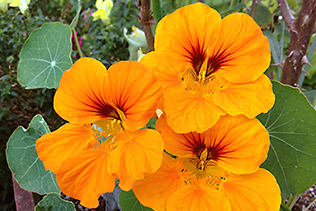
(72, 28), (83, 58)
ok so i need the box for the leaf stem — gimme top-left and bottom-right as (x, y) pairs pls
(72, 28), (83, 58)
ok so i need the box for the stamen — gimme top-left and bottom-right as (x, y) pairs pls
(189, 148), (217, 172)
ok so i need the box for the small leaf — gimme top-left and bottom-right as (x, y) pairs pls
(220, 3), (247, 16)
(119, 190), (153, 211)
(70, 1), (82, 30)
(35, 193), (75, 211)
(258, 81), (316, 198)
(255, 4), (271, 26)
(6, 114), (60, 194)
(280, 203), (292, 211)
(17, 22), (72, 89)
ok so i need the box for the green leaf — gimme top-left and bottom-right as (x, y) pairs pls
(17, 22), (72, 89)
(258, 81), (316, 198)
(119, 190), (153, 211)
(6, 114), (60, 194)
(254, 4), (271, 26)
(263, 30), (280, 64)
(145, 118), (157, 129)
(220, 3), (247, 16)
(280, 203), (292, 211)
(70, 0), (82, 30)
(35, 193), (75, 211)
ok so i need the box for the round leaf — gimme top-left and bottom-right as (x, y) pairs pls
(119, 190), (153, 211)
(6, 114), (60, 194)
(17, 22), (72, 89)
(258, 81), (316, 198)
(35, 193), (75, 211)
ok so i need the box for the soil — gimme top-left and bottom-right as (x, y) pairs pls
(293, 184), (316, 211)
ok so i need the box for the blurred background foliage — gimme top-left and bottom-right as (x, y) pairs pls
(1, 0), (315, 210)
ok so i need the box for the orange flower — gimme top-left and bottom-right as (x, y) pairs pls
(54, 57), (162, 132)
(156, 114), (270, 176)
(36, 58), (164, 208)
(141, 2), (274, 133)
(133, 114), (280, 210)
(133, 152), (281, 211)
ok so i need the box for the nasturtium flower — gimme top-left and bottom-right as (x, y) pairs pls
(36, 58), (164, 208)
(133, 113), (281, 211)
(156, 113), (270, 176)
(92, 0), (113, 25)
(54, 58), (162, 133)
(133, 152), (281, 211)
(9, 0), (30, 14)
(141, 2), (275, 133)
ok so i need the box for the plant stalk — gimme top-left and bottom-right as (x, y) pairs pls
(72, 28), (83, 58)
(137, 0), (155, 52)
(278, 0), (316, 86)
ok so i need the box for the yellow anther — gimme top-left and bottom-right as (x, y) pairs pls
(197, 148), (208, 171)
(132, 26), (138, 37)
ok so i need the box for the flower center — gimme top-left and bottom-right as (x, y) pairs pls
(189, 148), (216, 171)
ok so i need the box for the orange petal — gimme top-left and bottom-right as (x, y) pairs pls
(56, 144), (115, 208)
(222, 169), (281, 211)
(107, 129), (164, 190)
(155, 3), (221, 65)
(140, 51), (183, 90)
(164, 86), (226, 133)
(107, 61), (163, 131)
(36, 123), (99, 173)
(133, 153), (186, 211)
(213, 74), (275, 118)
(156, 114), (206, 158)
(54, 57), (112, 124)
(214, 13), (271, 83)
(166, 178), (231, 211)
(204, 114), (270, 174)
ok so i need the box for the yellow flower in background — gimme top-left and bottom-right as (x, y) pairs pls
(9, 0), (30, 14)
(92, 0), (113, 25)
(123, 26), (148, 61)
(0, 0), (12, 13)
